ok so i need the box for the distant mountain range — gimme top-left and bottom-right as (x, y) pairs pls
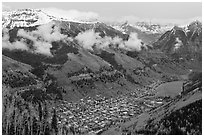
(3, 8), (201, 46)
(111, 21), (173, 34)
(2, 8), (202, 101)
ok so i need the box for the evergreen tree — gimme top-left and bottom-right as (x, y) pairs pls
(51, 108), (58, 134)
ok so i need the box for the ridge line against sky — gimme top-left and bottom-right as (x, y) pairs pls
(2, 2), (202, 25)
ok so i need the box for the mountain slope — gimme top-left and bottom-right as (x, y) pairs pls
(153, 21), (202, 63)
(2, 17), (196, 101)
(123, 74), (202, 135)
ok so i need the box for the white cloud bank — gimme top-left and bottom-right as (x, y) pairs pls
(2, 26), (144, 56)
(41, 8), (201, 26)
(42, 8), (99, 22)
(2, 22), (72, 56)
(75, 29), (144, 51)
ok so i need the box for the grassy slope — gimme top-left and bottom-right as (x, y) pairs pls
(2, 55), (32, 72)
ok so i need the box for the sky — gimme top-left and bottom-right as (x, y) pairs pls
(2, 2), (202, 24)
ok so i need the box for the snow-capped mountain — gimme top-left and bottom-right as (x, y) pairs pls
(2, 9), (52, 28)
(133, 22), (173, 34)
(110, 22), (165, 44)
(111, 21), (173, 35)
(2, 8), (98, 29)
(153, 20), (202, 62)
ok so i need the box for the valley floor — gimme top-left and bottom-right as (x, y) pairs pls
(54, 80), (185, 135)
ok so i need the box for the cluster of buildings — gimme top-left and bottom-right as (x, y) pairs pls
(55, 80), (165, 135)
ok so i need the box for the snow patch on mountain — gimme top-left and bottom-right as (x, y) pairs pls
(2, 8), (99, 29)
(174, 37), (183, 51)
(2, 9), (52, 28)
(41, 8), (99, 23)
(112, 25), (126, 34)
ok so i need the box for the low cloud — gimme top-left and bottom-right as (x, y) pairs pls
(75, 30), (101, 50)
(2, 28), (10, 41)
(18, 22), (67, 42)
(124, 33), (143, 51)
(3, 40), (29, 51)
(42, 8), (99, 22)
(2, 28), (28, 50)
(2, 21), (72, 56)
(75, 29), (144, 51)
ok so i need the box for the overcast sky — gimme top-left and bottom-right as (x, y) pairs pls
(3, 2), (202, 24)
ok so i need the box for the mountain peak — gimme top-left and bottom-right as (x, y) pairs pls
(172, 25), (183, 31)
(121, 21), (129, 27)
(189, 20), (202, 26)
(187, 20), (202, 32)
